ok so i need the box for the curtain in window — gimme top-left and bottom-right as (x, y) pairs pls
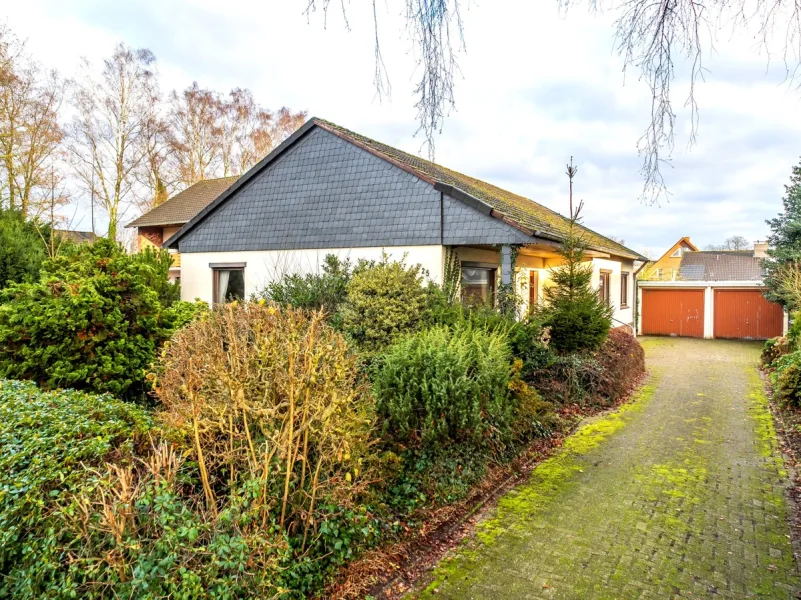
(215, 270), (230, 304)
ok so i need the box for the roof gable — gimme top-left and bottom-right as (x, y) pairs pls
(653, 237), (698, 264)
(167, 118), (645, 260)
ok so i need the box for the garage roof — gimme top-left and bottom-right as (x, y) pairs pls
(678, 251), (763, 282)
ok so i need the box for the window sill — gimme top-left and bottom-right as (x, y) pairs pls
(620, 304), (629, 309)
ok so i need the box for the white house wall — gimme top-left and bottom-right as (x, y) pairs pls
(591, 258), (636, 328)
(180, 245), (445, 305)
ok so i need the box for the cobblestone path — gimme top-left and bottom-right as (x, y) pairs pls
(409, 338), (801, 599)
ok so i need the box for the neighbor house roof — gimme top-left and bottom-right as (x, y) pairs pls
(55, 229), (97, 244)
(655, 236), (698, 264)
(167, 118), (646, 260)
(679, 251), (763, 282)
(127, 176), (239, 228)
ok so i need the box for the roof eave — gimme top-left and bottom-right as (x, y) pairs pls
(126, 219), (188, 229)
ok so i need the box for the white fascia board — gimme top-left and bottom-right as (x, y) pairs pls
(637, 280), (764, 288)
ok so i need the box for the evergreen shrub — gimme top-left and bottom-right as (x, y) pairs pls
(0, 239), (201, 397)
(372, 325), (513, 447)
(341, 255), (429, 351)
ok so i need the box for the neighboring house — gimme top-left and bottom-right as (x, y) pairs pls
(55, 230), (98, 244)
(639, 236), (698, 281)
(165, 118), (646, 328)
(126, 177), (239, 282)
(638, 242), (786, 340)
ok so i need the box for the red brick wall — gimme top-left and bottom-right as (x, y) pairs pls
(138, 226), (163, 250)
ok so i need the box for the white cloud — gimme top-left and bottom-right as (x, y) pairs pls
(4, 0), (801, 255)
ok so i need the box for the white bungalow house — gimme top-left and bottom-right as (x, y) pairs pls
(165, 118), (646, 327)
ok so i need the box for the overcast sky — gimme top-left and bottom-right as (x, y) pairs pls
(5, 0), (801, 257)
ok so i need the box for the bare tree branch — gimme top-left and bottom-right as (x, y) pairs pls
(68, 44), (155, 239)
(0, 26), (65, 217)
(304, 0), (464, 159)
(301, 0), (801, 201)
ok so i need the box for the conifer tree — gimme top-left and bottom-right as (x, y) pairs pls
(764, 159), (801, 308)
(539, 159), (613, 353)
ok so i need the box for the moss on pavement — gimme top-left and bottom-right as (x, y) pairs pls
(407, 338), (800, 599)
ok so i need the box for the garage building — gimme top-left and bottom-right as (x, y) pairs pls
(637, 244), (786, 340)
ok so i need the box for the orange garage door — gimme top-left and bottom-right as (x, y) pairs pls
(714, 289), (784, 340)
(642, 289), (705, 338)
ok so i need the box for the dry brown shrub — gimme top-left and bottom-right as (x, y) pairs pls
(155, 301), (372, 540)
(595, 328), (646, 401)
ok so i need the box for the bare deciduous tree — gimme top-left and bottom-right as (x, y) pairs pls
(269, 107), (308, 150)
(227, 101), (307, 175)
(303, 0), (801, 200)
(170, 84), (306, 185)
(35, 160), (74, 258)
(136, 76), (177, 212)
(0, 26), (65, 218)
(69, 44), (155, 239)
(169, 82), (223, 186)
(705, 235), (752, 251)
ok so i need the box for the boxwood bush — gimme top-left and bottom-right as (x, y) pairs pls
(340, 255), (429, 351)
(373, 325), (513, 447)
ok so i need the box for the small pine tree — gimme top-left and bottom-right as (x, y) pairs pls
(538, 159), (613, 354)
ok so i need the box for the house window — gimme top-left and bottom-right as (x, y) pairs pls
(529, 270), (539, 311)
(655, 267), (663, 280)
(599, 270), (611, 306)
(461, 265), (495, 306)
(671, 248), (682, 258)
(211, 263), (246, 305)
(620, 272), (629, 308)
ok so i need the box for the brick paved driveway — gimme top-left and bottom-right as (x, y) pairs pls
(410, 338), (801, 599)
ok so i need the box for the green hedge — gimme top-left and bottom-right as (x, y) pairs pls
(774, 350), (801, 407)
(0, 379), (153, 597)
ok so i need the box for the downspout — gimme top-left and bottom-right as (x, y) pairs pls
(633, 260), (649, 337)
